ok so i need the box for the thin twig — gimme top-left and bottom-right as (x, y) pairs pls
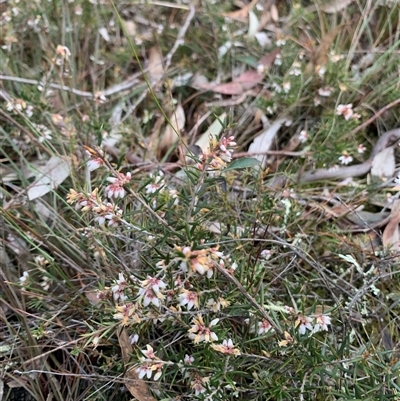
(233, 150), (309, 158)
(344, 97), (400, 138)
(0, 74), (141, 99)
(163, 4), (196, 73)
(0, 108), (49, 153)
(213, 262), (283, 335)
(120, 3), (196, 124)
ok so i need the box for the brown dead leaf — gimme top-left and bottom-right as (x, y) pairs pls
(159, 103), (185, 153)
(201, 49), (279, 95)
(118, 327), (132, 364)
(148, 46), (164, 83)
(258, 9), (271, 29)
(382, 199), (400, 250)
(202, 68), (265, 94)
(305, 24), (344, 75)
(85, 291), (102, 306)
(257, 48), (280, 73)
(123, 20), (137, 36)
(224, 0), (260, 21)
(118, 328), (157, 401)
(125, 367), (158, 401)
(201, 81), (245, 95)
(270, 4), (279, 22)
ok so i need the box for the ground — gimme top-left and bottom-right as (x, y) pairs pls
(1, 1), (400, 400)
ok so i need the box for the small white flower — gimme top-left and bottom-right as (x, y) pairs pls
(56, 45), (71, 60)
(329, 51), (343, 63)
(296, 315), (313, 335)
(274, 53), (282, 66)
(141, 344), (156, 359)
(25, 105), (34, 118)
(336, 104), (354, 120)
(111, 273), (128, 302)
(137, 288), (162, 307)
(298, 130), (308, 143)
(357, 144), (367, 154)
(338, 152), (353, 165)
(19, 271), (29, 285)
(145, 171), (165, 194)
(40, 276), (51, 291)
(317, 65), (326, 77)
(318, 86), (333, 97)
(178, 289), (199, 310)
(136, 364), (153, 379)
(87, 157), (104, 172)
(260, 249), (272, 260)
(211, 338), (241, 355)
(130, 333), (139, 344)
(271, 82), (282, 93)
(313, 314), (331, 332)
(282, 81), (291, 93)
(289, 62), (301, 76)
(257, 319), (272, 335)
(184, 354), (194, 364)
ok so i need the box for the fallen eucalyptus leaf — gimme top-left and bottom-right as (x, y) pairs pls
(371, 146), (395, 179)
(27, 156), (71, 200)
(195, 113), (227, 153)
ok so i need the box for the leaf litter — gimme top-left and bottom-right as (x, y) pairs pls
(2, 1), (400, 399)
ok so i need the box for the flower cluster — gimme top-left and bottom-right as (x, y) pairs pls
(54, 44), (71, 66)
(105, 172), (132, 199)
(211, 339), (240, 356)
(86, 151), (105, 172)
(338, 151), (353, 165)
(111, 272), (128, 302)
(6, 98), (34, 117)
(178, 289), (199, 310)
(113, 303), (141, 326)
(190, 374), (210, 396)
(175, 245), (226, 278)
(135, 345), (164, 381)
(197, 136), (236, 171)
(336, 104), (360, 121)
(67, 188), (123, 227)
(137, 275), (167, 307)
(145, 171), (166, 194)
(246, 318), (273, 335)
(188, 315), (219, 343)
(295, 313), (332, 334)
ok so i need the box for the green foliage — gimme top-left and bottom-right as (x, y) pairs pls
(1, 0), (400, 400)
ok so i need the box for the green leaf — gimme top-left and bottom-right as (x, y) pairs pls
(224, 157), (260, 171)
